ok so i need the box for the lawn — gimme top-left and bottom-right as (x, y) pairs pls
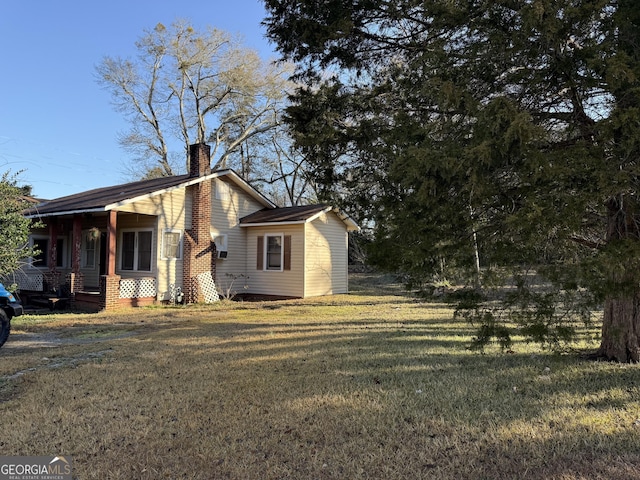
(1, 274), (639, 479)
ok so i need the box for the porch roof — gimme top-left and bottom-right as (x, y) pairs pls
(25, 169), (276, 218)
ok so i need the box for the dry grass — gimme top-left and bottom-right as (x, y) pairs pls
(0, 274), (639, 479)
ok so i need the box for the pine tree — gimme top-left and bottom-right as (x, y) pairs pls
(264, 0), (640, 361)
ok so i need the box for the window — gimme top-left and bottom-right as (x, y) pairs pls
(266, 235), (282, 270)
(162, 230), (182, 260)
(55, 238), (66, 268)
(257, 234), (291, 271)
(31, 237), (49, 268)
(82, 233), (97, 268)
(30, 237), (66, 268)
(120, 230), (153, 271)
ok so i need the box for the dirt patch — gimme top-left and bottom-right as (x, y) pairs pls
(4, 349), (114, 381)
(3, 330), (137, 349)
(1, 330), (138, 386)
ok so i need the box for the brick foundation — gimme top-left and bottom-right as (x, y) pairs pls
(66, 272), (84, 293)
(100, 275), (121, 311)
(66, 272), (84, 309)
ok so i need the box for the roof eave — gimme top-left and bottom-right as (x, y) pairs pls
(303, 206), (360, 231)
(304, 206), (334, 224)
(25, 207), (108, 219)
(239, 220), (308, 228)
(333, 208), (360, 231)
(240, 207), (360, 231)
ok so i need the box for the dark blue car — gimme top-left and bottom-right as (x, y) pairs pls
(0, 283), (23, 347)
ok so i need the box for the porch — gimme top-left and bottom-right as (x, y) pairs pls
(14, 206), (164, 311)
(10, 271), (157, 312)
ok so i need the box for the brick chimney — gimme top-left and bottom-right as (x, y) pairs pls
(183, 143), (215, 303)
(189, 143), (211, 177)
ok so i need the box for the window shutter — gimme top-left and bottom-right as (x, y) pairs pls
(257, 236), (264, 270)
(283, 235), (291, 271)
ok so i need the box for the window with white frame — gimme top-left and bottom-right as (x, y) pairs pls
(162, 230), (182, 260)
(120, 230), (153, 271)
(257, 234), (291, 272)
(266, 234), (283, 270)
(82, 232), (97, 268)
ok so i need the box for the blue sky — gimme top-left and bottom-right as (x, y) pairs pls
(0, 0), (278, 199)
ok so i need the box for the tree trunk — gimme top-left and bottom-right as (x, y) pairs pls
(597, 194), (640, 362)
(599, 293), (640, 362)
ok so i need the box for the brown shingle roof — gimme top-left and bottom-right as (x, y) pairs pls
(24, 169), (277, 217)
(23, 170), (359, 230)
(26, 175), (193, 217)
(240, 204), (331, 225)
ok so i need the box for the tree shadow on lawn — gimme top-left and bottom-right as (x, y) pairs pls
(105, 314), (640, 479)
(4, 298), (639, 479)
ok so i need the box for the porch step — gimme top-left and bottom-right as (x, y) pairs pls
(75, 291), (101, 312)
(28, 295), (69, 311)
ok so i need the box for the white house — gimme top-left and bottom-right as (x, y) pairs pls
(18, 143), (358, 310)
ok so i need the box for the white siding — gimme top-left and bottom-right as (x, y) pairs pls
(211, 178), (265, 293)
(118, 190), (188, 300)
(117, 190), (187, 222)
(155, 190), (187, 300)
(245, 225), (305, 297)
(304, 212), (349, 296)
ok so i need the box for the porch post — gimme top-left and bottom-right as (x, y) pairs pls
(106, 210), (117, 276)
(72, 215), (82, 273)
(48, 219), (58, 271)
(44, 219), (61, 293)
(66, 215), (84, 302)
(100, 210), (120, 310)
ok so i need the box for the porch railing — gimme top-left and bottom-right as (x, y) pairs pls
(5, 271), (44, 292)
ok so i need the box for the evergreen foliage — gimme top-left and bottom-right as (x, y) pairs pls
(264, 0), (640, 360)
(0, 172), (38, 278)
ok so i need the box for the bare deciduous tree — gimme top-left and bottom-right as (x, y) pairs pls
(96, 20), (292, 178)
